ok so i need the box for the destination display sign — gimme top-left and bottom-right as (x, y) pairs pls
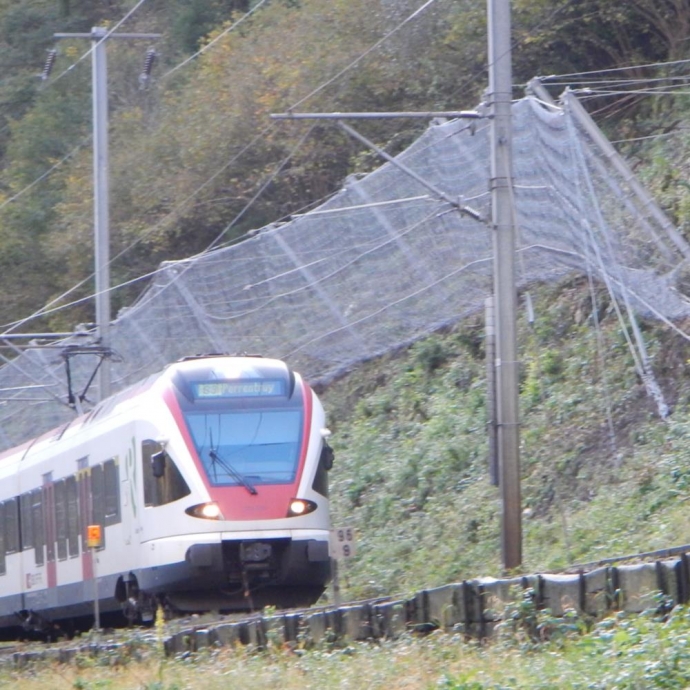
(192, 380), (285, 399)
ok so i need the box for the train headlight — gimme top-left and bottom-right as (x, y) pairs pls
(287, 499), (317, 517)
(186, 502), (224, 520)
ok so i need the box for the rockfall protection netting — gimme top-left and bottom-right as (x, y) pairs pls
(1, 94), (689, 450)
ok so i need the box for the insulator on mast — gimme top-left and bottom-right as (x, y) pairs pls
(139, 48), (157, 89)
(41, 49), (58, 81)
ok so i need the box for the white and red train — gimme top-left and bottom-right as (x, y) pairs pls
(0, 354), (333, 636)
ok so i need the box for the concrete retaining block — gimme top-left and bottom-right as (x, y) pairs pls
(371, 600), (406, 639)
(13, 651), (45, 668)
(261, 614), (291, 647)
(340, 604), (372, 640)
(616, 563), (660, 613)
(164, 630), (193, 656)
(193, 629), (212, 650)
(245, 618), (267, 648)
(423, 584), (464, 630)
(478, 576), (525, 621)
(212, 622), (244, 648)
(305, 609), (342, 645)
(657, 559), (681, 604)
(582, 567), (610, 616)
(541, 573), (583, 616)
(282, 613), (302, 643)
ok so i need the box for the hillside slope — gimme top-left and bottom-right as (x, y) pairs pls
(321, 276), (690, 601)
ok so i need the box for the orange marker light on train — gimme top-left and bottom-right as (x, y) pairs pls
(86, 524), (102, 548)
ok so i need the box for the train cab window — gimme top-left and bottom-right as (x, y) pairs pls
(31, 489), (44, 567)
(20, 493), (33, 551)
(184, 409), (302, 487)
(66, 475), (79, 558)
(4, 497), (19, 555)
(55, 480), (67, 561)
(142, 440), (191, 507)
(103, 459), (121, 526)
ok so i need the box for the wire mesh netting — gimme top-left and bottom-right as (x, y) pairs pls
(0, 95), (688, 450)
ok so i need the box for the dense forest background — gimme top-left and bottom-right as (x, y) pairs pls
(0, 0), (687, 335)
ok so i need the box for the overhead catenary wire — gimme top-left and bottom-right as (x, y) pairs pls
(0, 139), (88, 212)
(0, 92), (688, 447)
(538, 57), (690, 81)
(160, 0), (271, 81)
(3, 0), (463, 331)
(0, 122), (280, 333)
(574, 87), (690, 98)
(288, 0), (440, 110)
(2, 0), (689, 416)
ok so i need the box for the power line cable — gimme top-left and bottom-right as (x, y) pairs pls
(540, 76), (690, 87)
(0, 122), (278, 332)
(47, 0), (153, 86)
(0, 138), (88, 212)
(160, 0), (270, 81)
(446, 0), (582, 103)
(6, 0), (452, 328)
(288, 0), (440, 110)
(539, 57), (690, 82)
(0, 0), (153, 240)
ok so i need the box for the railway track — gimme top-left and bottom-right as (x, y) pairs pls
(6, 541), (690, 667)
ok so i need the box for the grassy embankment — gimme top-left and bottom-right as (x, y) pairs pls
(323, 277), (690, 603)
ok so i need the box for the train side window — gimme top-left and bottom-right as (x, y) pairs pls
(91, 464), (106, 549)
(103, 459), (121, 526)
(142, 439), (191, 507)
(20, 493), (33, 551)
(0, 502), (5, 575)
(311, 460), (329, 498)
(31, 489), (44, 567)
(4, 497), (19, 555)
(79, 466), (91, 554)
(66, 476), (79, 558)
(54, 480), (67, 561)
(142, 440), (158, 506)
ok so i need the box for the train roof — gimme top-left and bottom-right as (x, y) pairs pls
(0, 355), (299, 466)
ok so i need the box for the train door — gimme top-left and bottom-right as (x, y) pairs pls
(41, 473), (57, 589)
(120, 436), (138, 547)
(77, 458), (94, 580)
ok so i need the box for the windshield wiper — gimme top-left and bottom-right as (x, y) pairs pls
(209, 449), (258, 495)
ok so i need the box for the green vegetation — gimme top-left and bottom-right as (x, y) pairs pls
(6, 602), (690, 688)
(0, 1), (690, 686)
(323, 277), (690, 600)
(0, 0), (687, 329)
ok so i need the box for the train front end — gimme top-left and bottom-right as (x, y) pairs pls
(150, 355), (333, 612)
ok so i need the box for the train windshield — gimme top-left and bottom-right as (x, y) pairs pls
(184, 409), (303, 487)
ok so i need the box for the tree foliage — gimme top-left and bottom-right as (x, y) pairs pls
(0, 0), (686, 331)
